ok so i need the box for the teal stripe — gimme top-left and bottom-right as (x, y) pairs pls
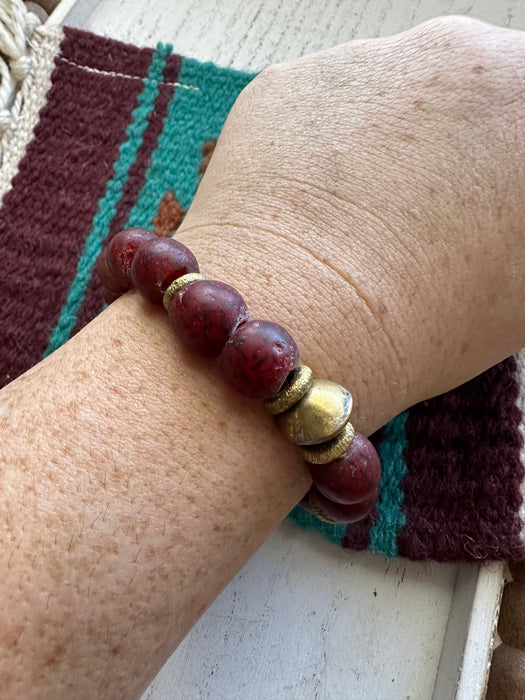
(368, 411), (409, 557)
(43, 43), (172, 357)
(288, 504), (348, 546)
(126, 56), (254, 228)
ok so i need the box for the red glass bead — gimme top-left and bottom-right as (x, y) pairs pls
(130, 237), (199, 304)
(96, 248), (126, 296)
(309, 431), (381, 504)
(309, 486), (378, 524)
(220, 320), (299, 399)
(169, 280), (249, 357)
(106, 228), (156, 289)
(96, 228), (156, 300)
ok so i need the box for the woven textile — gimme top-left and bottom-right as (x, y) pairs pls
(1, 14), (524, 562)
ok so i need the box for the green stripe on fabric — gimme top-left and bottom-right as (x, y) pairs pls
(126, 57), (255, 228)
(368, 411), (409, 557)
(43, 43), (172, 357)
(288, 504), (347, 546)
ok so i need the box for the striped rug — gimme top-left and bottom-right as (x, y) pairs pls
(1, 21), (524, 562)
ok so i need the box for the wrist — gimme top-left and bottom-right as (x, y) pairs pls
(176, 215), (412, 436)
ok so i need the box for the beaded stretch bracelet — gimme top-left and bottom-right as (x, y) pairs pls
(96, 228), (382, 524)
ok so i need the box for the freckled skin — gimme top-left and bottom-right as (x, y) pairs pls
(131, 238), (199, 304)
(169, 280), (249, 357)
(309, 432), (382, 505)
(220, 320), (299, 399)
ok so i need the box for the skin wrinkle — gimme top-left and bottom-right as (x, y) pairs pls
(253, 171), (428, 303)
(198, 122), (520, 396)
(241, 168), (415, 251)
(242, 220), (413, 401)
(178, 219), (384, 403)
(181, 202), (416, 410)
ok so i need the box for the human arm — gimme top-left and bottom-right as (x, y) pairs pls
(1, 16), (525, 699)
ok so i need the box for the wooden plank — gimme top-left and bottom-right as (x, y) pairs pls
(63, 0), (525, 71)
(456, 564), (506, 699)
(433, 564), (482, 699)
(143, 521), (459, 699)
(48, 0), (83, 25)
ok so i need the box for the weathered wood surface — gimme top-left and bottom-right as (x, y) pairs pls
(65, 0), (525, 71)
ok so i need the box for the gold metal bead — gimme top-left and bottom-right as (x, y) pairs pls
(277, 379), (353, 445)
(162, 273), (204, 311)
(301, 422), (355, 464)
(264, 365), (313, 415)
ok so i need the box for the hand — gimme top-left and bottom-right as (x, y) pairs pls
(178, 16), (525, 435)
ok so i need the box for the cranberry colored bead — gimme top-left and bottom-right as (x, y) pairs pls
(220, 320), (299, 400)
(169, 280), (249, 357)
(130, 237), (199, 304)
(309, 486), (378, 524)
(106, 228), (156, 290)
(96, 248), (127, 296)
(309, 431), (381, 505)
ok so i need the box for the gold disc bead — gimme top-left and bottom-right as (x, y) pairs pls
(301, 421), (355, 464)
(162, 272), (204, 311)
(277, 379), (353, 445)
(264, 365), (314, 415)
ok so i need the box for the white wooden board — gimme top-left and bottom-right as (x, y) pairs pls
(136, 521), (499, 700)
(55, 1), (519, 697)
(63, 0), (525, 71)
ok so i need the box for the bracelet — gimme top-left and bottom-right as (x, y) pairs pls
(96, 228), (382, 524)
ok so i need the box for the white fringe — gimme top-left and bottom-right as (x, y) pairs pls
(0, 0), (43, 146)
(0, 0), (62, 194)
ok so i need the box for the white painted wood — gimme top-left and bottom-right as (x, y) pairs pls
(433, 564), (482, 700)
(432, 563), (505, 700)
(456, 564), (506, 700)
(54, 1), (522, 697)
(143, 521), (461, 700)
(64, 0), (525, 71)
(47, 0), (81, 25)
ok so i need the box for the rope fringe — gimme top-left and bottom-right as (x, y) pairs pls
(0, 0), (42, 157)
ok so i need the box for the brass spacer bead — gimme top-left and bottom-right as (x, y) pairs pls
(162, 273), (204, 312)
(264, 365), (313, 415)
(301, 421), (355, 465)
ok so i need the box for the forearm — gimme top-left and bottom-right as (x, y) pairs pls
(0, 287), (311, 699)
(0, 198), (402, 697)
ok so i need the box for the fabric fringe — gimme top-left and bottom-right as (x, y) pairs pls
(0, 0), (62, 195)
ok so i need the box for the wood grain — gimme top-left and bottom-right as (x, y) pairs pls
(66, 0), (525, 71)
